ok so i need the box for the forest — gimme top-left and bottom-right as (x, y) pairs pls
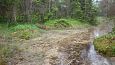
(0, 0), (115, 65)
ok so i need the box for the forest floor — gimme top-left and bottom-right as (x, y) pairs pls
(0, 18), (115, 65)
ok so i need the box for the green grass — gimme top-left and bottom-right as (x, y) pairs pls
(0, 23), (41, 40)
(94, 33), (115, 57)
(44, 19), (90, 28)
(9, 24), (39, 31)
(9, 24), (41, 40)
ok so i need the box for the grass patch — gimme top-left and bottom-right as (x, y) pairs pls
(9, 24), (40, 40)
(9, 24), (39, 31)
(44, 19), (90, 28)
(0, 22), (41, 40)
(94, 32), (115, 57)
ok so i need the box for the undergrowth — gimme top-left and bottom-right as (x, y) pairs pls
(0, 23), (40, 40)
(9, 24), (40, 40)
(44, 19), (90, 29)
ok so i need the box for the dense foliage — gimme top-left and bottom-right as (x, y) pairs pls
(0, 0), (99, 40)
(0, 0), (98, 25)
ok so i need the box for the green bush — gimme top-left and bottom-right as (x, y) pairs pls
(44, 19), (90, 28)
(54, 19), (71, 28)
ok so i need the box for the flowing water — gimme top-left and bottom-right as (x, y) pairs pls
(85, 20), (114, 65)
(87, 43), (111, 65)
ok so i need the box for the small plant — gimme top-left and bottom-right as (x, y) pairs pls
(54, 19), (71, 28)
(19, 30), (31, 40)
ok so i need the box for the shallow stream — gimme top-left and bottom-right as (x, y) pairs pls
(82, 20), (114, 65)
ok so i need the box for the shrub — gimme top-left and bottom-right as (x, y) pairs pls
(12, 30), (31, 40)
(44, 19), (89, 28)
(94, 34), (115, 57)
(54, 19), (71, 28)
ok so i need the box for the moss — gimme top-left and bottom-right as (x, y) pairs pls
(94, 34), (115, 57)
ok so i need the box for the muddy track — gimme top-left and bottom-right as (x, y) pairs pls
(9, 28), (92, 65)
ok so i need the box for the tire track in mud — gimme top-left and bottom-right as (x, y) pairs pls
(11, 29), (92, 65)
(44, 31), (92, 65)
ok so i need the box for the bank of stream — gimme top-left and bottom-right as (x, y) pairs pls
(81, 19), (115, 65)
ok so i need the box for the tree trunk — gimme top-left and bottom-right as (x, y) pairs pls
(23, 0), (32, 23)
(12, 5), (17, 22)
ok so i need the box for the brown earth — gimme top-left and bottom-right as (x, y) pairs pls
(8, 28), (92, 65)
